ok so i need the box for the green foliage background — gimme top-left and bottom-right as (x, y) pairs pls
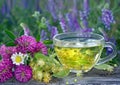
(0, 0), (120, 66)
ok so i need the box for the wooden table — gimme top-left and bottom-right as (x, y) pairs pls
(1, 67), (120, 85)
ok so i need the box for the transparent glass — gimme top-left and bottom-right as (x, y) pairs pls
(53, 32), (117, 73)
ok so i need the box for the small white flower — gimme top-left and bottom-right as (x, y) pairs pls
(11, 52), (28, 65)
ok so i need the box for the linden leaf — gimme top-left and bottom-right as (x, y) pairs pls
(34, 53), (48, 61)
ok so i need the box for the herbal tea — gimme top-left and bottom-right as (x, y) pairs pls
(55, 45), (103, 72)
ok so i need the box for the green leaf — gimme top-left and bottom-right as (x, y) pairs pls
(36, 34), (40, 42)
(94, 64), (114, 72)
(5, 30), (16, 41)
(34, 53), (48, 61)
(53, 67), (70, 78)
(6, 41), (15, 46)
(19, 30), (24, 36)
(43, 40), (53, 44)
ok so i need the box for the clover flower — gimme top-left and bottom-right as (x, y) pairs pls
(0, 45), (16, 59)
(33, 42), (48, 55)
(14, 65), (32, 82)
(0, 59), (13, 82)
(15, 35), (36, 53)
(102, 9), (115, 30)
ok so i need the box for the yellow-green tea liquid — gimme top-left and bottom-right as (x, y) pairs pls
(55, 45), (103, 72)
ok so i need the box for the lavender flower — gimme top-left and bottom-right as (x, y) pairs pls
(80, 0), (90, 29)
(83, 0), (89, 13)
(79, 11), (88, 21)
(47, 0), (58, 20)
(73, 16), (82, 31)
(50, 26), (58, 39)
(1, 2), (7, 15)
(101, 9), (115, 30)
(66, 13), (81, 32)
(22, 0), (28, 9)
(35, 0), (41, 12)
(59, 14), (68, 32)
(72, 0), (78, 16)
(40, 30), (48, 41)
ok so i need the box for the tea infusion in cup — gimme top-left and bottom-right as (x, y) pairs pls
(53, 32), (117, 73)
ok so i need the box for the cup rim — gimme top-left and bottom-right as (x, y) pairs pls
(53, 32), (104, 43)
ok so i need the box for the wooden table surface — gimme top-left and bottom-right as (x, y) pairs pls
(1, 67), (120, 85)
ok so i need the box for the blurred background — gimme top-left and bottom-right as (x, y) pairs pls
(0, 0), (120, 66)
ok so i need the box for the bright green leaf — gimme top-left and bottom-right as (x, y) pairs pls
(43, 40), (53, 44)
(5, 30), (16, 41)
(36, 34), (40, 42)
(6, 41), (15, 46)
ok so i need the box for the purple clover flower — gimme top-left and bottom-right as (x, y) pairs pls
(101, 9), (115, 30)
(15, 35), (36, 53)
(0, 58), (13, 82)
(0, 45), (16, 59)
(14, 65), (32, 82)
(33, 42), (48, 55)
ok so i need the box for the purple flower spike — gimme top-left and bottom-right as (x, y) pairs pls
(83, 0), (89, 13)
(47, 0), (58, 20)
(14, 65), (32, 82)
(59, 14), (68, 32)
(40, 30), (48, 41)
(102, 9), (115, 30)
(66, 13), (74, 31)
(50, 26), (58, 39)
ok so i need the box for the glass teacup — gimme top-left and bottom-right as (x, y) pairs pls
(53, 32), (117, 73)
